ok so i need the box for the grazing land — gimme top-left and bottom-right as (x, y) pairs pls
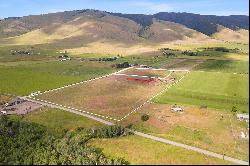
(4, 108), (231, 165)
(0, 42), (249, 165)
(154, 71), (249, 113)
(90, 135), (231, 165)
(0, 6), (249, 165)
(194, 60), (249, 73)
(120, 103), (249, 161)
(23, 107), (104, 137)
(0, 60), (116, 95)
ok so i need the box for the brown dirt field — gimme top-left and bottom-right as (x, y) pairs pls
(121, 68), (171, 78)
(37, 72), (169, 119)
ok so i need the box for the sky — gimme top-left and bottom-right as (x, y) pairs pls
(0, 0), (249, 18)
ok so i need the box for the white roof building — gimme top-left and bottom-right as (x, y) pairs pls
(237, 114), (249, 122)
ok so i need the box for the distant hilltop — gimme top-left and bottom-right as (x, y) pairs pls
(0, 9), (248, 48)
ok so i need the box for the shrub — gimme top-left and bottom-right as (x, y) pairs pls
(126, 124), (133, 129)
(115, 62), (131, 68)
(141, 114), (150, 121)
(214, 47), (230, 52)
(231, 106), (238, 115)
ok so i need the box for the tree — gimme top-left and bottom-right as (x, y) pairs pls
(231, 106), (238, 115)
(141, 114), (150, 122)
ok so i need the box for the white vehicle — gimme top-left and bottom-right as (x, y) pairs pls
(1, 110), (7, 115)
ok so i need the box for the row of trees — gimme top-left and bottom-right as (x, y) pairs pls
(113, 62), (131, 68)
(89, 125), (133, 138)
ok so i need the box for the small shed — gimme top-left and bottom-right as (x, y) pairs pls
(237, 114), (249, 122)
(171, 106), (184, 112)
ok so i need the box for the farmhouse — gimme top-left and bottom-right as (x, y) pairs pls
(237, 114), (249, 122)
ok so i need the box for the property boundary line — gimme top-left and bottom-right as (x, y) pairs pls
(29, 67), (133, 97)
(28, 67), (189, 122)
(114, 73), (158, 79)
(196, 70), (248, 75)
(27, 96), (121, 121)
(119, 70), (190, 121)
(135, 66), (248, 75)
(20, 65), (249, 165)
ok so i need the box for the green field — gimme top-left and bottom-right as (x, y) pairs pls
(0, 41), (249, 164)
(195, 60), (249, 73)
(154, 71), (249, 112)
(0, 60), (116, 95)
(23, 108), (103, 137)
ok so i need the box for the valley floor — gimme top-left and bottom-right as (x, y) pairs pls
(0, 42), (249, 165)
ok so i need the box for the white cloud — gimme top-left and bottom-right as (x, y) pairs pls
(126, 1), (173, 13)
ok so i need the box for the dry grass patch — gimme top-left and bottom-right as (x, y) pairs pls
(126, 103), (249, 161)
(66, 42), (156, 56)
(89, 135), (232, 165)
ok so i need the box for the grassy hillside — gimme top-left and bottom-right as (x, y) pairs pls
(212, 25), (249, 44)
(0, 14), (214, 55)
(1, 10), (248, 56)
(138, 19), (208, 42)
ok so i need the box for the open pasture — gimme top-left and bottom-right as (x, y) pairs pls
(160, 58), (205, 70)
(0, 60), (116, 95)
(23, 107), (103, 137)
(120, 103), (249, 161)
(154, 71), (249, 113)
(90, 135), (231, 165)
(194, 60), (249, 73)
(36, 68), (178, 120)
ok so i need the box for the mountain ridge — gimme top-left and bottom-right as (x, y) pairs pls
(1, 9), (249, 37)
(0, 9), (248, 51)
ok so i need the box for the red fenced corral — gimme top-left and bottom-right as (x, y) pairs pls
(127, 77), (155, 83)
